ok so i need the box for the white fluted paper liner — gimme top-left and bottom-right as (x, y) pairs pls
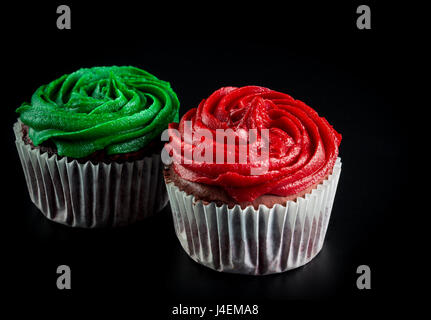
(165, 158), (341, 275)
(14, 122), (168, 228)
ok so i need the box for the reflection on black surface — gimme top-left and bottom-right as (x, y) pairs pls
(15, 199), (344, 300)
(167, 231), (340, 301)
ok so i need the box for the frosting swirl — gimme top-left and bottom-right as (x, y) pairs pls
(17, 66), (179, 158)
(168, 86), (341, 202)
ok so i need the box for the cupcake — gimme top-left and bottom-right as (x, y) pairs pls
(14, 66), (180, 227)
(163, 86), (342, 275)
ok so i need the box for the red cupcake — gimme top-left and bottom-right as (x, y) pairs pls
(164, 86), (342, 275)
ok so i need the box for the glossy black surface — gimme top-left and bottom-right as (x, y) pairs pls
(2, 1), (406, 314)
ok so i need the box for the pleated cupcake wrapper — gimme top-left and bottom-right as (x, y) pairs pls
(14, 121), (168, 228)
(166, 158), (341, 275)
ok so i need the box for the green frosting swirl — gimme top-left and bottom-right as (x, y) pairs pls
(16, 66), (180, 158)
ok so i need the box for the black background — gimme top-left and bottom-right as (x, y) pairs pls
(2, 0), (406, 316)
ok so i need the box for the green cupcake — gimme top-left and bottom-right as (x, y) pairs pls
(14, 66), (180, 227)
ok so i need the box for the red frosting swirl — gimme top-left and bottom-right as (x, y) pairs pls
(168, 86), (341, 202)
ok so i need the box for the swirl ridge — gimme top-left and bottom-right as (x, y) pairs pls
(17, 66), (180, 158)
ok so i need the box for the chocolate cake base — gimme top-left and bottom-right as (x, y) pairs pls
(164, 165), (327, 210)
(21, 123), (164, 164)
